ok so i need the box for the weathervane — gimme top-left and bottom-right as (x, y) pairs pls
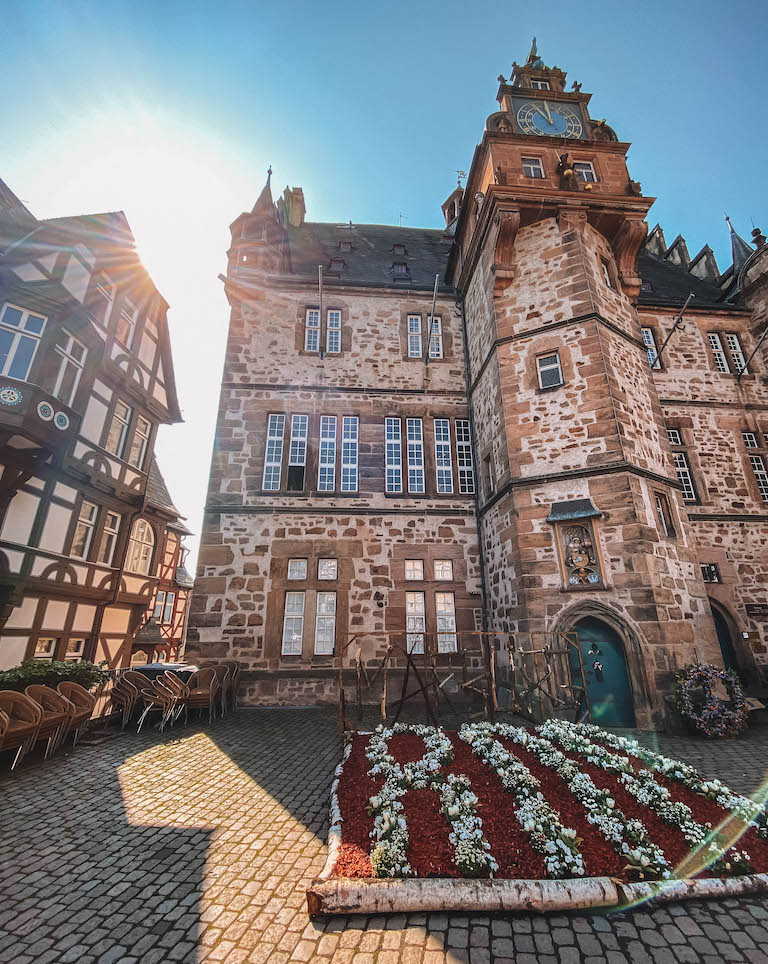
(455, 169), (467, 188)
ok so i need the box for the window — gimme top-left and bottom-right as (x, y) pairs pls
(407, 315), (422, 357)
(96, 511), (121, 566)
(34, 637), (57, 660)
(385, 417), (403, 493)
(725, 334), (747, 374)
(115, 298), (138, 348)
(673, 452), (697, 503)
(329, 259), (345, 274)
(327, 310), (342, 353)
(406, 592), (425, 654)
(262, 414), (285, 490)
(318, 558), (338, 580)
(667, 429), (683, 446)
(288, 559), (308, 580)
(530, 79), (550, 90)
(91, 274), (114, 325)
(339, 240), (352, 253)
(154, 591), (166, 620)
(701, 563), (721, 584)
(601, 258), (615, 289)
(573, 161), (597, 183)
(393, 243), (407, 256)
(640, 281), (654, 293)
(50, 330), (87, 406)
(654, 492), (676, 539)
(434, 560), (453, 580)
(341, 416), (358, 492)
(0, 303), (46, 381)
(405, 560), (424, 581)
(455, 420), (475, 494)
(763, 433), (768, 449)
(749, 454), (768, 501)
(314, 592), (336, 655)
(318, 415), (337, 491)
(126, 519), (155, 575)
(65, 638), (85, 662)
(154, 590), (175, 623)
(105, 401), (132, 459)
(407, 418), (425, 493)
(127, 416), (151, 470)
(305, 309), (320, 352)
(282, 592), (305, 655)
(641, 327), (661, 369)
(287, 414), (308, 491)
(484, 455), (495, 496)
(434, 419), (453, 493)
(436, 592), (457, 653)
(71, 501), (98, 559)
(428, 316), (443, 359)
(393, 262), (409, 277)
(522, 157), (545, 179)
(536, 352), (564, 389)
(743, 432), (759, 449)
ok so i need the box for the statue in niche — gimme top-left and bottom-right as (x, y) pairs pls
(494, 165), (507, 185)
(561, 523), (602, 587)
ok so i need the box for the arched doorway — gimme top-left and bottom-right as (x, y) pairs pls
(711, 605), (738, 672)
(569, 616), (636, 727)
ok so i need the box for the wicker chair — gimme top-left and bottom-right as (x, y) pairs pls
(199, 663), (231, 717)
(0, 691), (42, 770)
(57, 681), (96, 747)
(25, 685), (74, 758)
(136, 679), (177, 733)
(221, 660), (241, 709)
(185, 668), (219, 725)
(162, 672), (190, 724)
(110, 677), (140, 729)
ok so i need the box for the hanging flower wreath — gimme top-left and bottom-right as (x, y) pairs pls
(673, 663), (748, 739)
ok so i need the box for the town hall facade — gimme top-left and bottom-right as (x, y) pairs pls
(189, 47), (768, 729)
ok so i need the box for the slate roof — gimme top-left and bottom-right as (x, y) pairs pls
(174, 564), (195, 589)
(146, 457), (182, 517)
(285, 222), (453, 291)
(637, 250), (727, 309)
(0, 178), (37, 251)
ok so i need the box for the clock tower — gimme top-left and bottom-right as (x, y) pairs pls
(448, 43), (722, 728)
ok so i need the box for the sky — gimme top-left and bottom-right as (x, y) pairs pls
(3, 0), (766, 567)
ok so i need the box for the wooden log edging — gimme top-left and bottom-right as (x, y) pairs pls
(617, 873), (768, 907)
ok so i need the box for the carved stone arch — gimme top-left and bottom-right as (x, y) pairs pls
(550, 599), (655, 729)
(485, 111), (514, 133)
(39, 560), (78, 583)
(707, 598), (749, 676)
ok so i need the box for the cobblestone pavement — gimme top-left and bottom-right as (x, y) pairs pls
(2, 707), (768, 964)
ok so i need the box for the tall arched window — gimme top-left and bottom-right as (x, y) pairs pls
(126, 519), (155, 575)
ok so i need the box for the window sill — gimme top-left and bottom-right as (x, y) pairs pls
(535, 383), (565, 395)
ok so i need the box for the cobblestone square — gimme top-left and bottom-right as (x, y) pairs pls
(1, 708), (768, 963)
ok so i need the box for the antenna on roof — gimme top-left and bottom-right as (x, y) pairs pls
(398, 212), (407, 227)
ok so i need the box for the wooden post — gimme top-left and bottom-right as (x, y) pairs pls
(380, 659), (388, 720)
(355, 645), (363, 721)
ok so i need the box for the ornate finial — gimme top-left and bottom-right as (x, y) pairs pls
(455, 169), (466, 188)
(526, 36), (537, 64)
(572, 81), (582, 92)
(725, 213), (732, 230)
(498, 74), (506, 84)
(267, 166), (272, 180)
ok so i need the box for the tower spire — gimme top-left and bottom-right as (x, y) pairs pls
(725, 214), (754, 272)
(251, 167), (275, 217)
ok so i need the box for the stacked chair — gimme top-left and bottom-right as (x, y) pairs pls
(0, 682), (97, 770)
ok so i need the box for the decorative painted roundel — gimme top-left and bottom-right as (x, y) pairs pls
(54, 412), (70, 431)
(37, 401), (54, 421)
(0, 386), (23, 406)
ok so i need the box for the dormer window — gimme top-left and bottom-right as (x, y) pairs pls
(393, 243), (408, 256)
(339, 240), (352, 253)
(392, 262), (409, 277)
(530, 79), (550, 90)
(329, 258), (345, 273)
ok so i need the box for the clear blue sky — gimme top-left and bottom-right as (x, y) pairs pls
(3, 0), (766, 563)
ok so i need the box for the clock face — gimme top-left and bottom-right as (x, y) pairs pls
(515, 101), (583, 139)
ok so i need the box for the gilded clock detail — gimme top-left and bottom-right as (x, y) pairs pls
(516, 100), (583, 139)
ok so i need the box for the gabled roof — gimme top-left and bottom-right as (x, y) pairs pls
(0, 178), (38, 251)
(637, 250), (727, 309)
(284, 222), (453, 291)
(146, 456), (182, 518)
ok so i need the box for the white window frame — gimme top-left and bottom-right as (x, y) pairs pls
(434, 560), (454, 580)
(654, 492), (674, 539)
(407, 315), (422, 358)
(455, 420), (475, 494)
(406, 591), (425, 654)
(428, 316), (443, 359)
(318, 415), (337, 491)
(708, 332), (730, 373)
(97, 510), (121, 566)
(522, 157), (545, 179)
(673, 452), (697, 503)
(749, 454), (768, 501)
(436, 592), (457, 653)
(407, 418), (425, 493)
(641, 327), (661, 369)
(282, 592), (305, 655)
(666, 429), (683, 446)
(314, 591), (336, 655)
(51, 330), (87, 406)
(701, 563), (721, 584)
(0, 303), (47, 381)
(601, 259), (615, 289)
(92, 274), (115, 326)
(34, 637), (58, 660)
(116, 297), (138, 348)
(289, 414), (308, 466)
(125, 518), (155, 575)
(434, 418), (453, 493)
(327, 310), (341, 353)
(262, 414), (285, 490)
(305, 308), (320, 352)
(536, 352), (564, 389)
(573, 161), (597, 183)
(127, 415), (151, 470)
(742, 432), (758, 449)
(154, 590), (166, 620)
(318, 558), (338, 580)
(341, 416), (358, 492)
(65, 638), (85, 662)
(724, 333), (747, 374)
(385, 417), (403, 493)
(71, 500), (98, 560)
(105, 400), (132, 459)
(530, 79), (550, 90)
(288, 559), (308, 580)
(405, 560), (424, 581)
(162, 591), (175, 624)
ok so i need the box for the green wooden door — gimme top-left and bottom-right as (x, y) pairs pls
(570, 617), (636, 727)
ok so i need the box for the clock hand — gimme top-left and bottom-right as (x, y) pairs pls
(541, 101), (553, 123)
(534, 105), (552, 125)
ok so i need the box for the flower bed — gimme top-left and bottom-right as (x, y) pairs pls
(328, 721), (768, 885)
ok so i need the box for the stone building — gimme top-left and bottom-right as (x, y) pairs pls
(190, 47), (768, 729)
(0, 178), (192, 669)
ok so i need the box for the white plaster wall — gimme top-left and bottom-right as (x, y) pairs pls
(38, 503), (71, 554)
(1, 491), (39, 545)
